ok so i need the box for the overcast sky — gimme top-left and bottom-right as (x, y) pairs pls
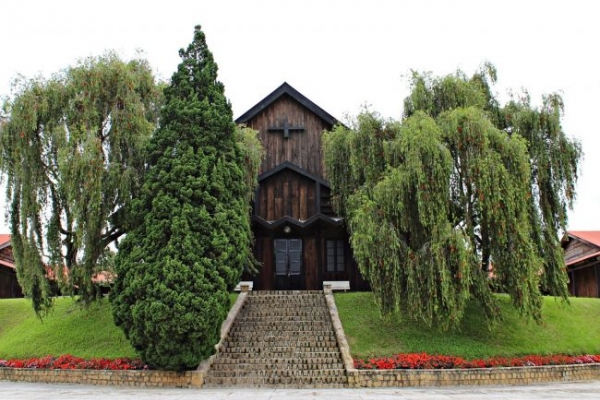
(1, 0), (599, 232)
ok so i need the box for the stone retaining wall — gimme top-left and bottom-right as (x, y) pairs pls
(347, 364), (600, 388)
(2, 363), (598, 388)
(0, 368), (203, 388)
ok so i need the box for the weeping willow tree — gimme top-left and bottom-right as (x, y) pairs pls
(0, 53), (161, 314)
(324, 64), (581, 328)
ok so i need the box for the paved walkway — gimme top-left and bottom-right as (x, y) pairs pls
(1, 381), (600, 399)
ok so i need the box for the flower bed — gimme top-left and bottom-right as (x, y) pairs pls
(354, 353), (600, 370)
(0, 355), (147, 370)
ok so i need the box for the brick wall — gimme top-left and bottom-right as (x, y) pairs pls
(0, 368), (203, 388)
(347, 364), (600, 387)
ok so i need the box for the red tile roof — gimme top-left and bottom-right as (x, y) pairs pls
(0, 234), (10, 246)
(568, 231), (600, 247)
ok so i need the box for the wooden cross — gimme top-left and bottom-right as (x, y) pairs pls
(268, 119), (304, 139)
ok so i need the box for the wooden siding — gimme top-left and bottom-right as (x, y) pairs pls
(303, 237), (318, 290)
(258, 170), (316, 221)
(0, 267), (22, 298)
(246, 95), (331, 178)
(565, 239), (598, 264)
(0, 246), (14, 267)
(570, 264), (599, 298)
(252, 237), (274, 290)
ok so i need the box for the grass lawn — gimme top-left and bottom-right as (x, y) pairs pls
(335, 292), (600, 360)
(0, 297), (137, 359)
(1, 292), (598, 361)
(0, 293), (239, 359)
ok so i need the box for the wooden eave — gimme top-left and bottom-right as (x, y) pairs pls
(563, 231), (600, 249)
(259, 161), (330, 187)
(252, 214), (344, 230)
(235, 82), (339, 127)
(566, 250), (600, 268)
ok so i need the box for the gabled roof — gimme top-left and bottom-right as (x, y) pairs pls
(0, 234), (10, 247)
(258, 161), (330, 187)
(564, 231), (600, 267)
(235, 82), (338, 126)
(0, 234), (14, 270)
(567, 231), (600, 248)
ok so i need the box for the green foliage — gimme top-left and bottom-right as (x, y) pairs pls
(335, 292), (600, 359)
(110, 26), (257, 371)
(0, 53), (161, 314)
(323, 64), (581, 328)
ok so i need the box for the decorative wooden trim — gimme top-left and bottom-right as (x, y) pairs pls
(252, 214), (343, 230)
(258, 161), (330, 187)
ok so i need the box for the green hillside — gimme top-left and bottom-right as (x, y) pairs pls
(1, 293), (599, 361)
(0, 297), (136, 359)
(335, 292), (600, 359)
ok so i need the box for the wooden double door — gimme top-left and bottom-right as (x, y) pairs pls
(274, 238), (303, 290)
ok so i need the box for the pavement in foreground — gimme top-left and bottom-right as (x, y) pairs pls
(1, 381), (600, 399)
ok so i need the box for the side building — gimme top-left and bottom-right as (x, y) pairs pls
(238, 83), (368, 291)
(563, 230), (600, 298)
(0, 235), (23, 299)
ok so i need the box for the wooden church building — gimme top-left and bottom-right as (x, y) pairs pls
(237, 83), (368, 291)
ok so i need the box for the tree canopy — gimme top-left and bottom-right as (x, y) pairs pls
(323, 64), (581, 329)
(110, 25), (260, 370)
(0, 53), (161, 314)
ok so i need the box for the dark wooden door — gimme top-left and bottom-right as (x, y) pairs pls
(274, 238), (303, 290)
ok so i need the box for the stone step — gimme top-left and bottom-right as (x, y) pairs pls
(202, 376), (348, 388)
(222, 339), (337, 351)
(213, 357), (342, 370)
(208, 362), (344, 371)
(213, 351), (342, 360)
(221, 346), (339, 354)
(239, 308), (330, 314)
(207, 368), (346, 378)
(249, 290), (323, 295)
(230, 320), (332, 327)
(205, 290), (347, 388)
(227, 332), (336, 340)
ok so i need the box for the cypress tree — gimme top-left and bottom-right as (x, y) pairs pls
(110, 25), (254, 370)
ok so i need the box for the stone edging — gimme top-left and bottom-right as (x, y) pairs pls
(196, 290), (248, 377)
(0, 368), (202, 388)
(323, 289), (354, 371)
(347, 363), (600, 387)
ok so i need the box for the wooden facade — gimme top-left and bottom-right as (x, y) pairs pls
(237, 83), (368, 291)
(563, 231), (600, 298)
(0, 236), (23, 299)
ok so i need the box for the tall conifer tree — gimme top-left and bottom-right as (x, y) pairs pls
(110, 26), (254, 370)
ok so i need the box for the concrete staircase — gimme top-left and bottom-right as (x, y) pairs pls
(203, 290), (348, 388)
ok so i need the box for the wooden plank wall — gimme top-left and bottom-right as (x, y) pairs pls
(259, 171), (316, 221)
(572, 265), (599, 297)
(565, 239), (598, 264)
(247, 95), (331, 179)
(0, 268), (22, 298)
(252, 237), (274, 290)
(303, 237), (318, 290)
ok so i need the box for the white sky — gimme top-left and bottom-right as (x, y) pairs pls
(0, 0), (599, 232)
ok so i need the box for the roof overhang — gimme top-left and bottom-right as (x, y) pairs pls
(235, 82), (339, 127)
(259, 161), (330, 187)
